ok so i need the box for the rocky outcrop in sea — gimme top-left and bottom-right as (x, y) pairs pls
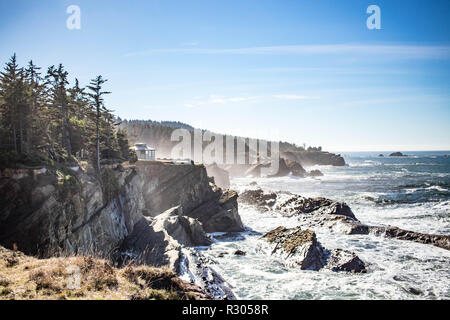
(261, 226), (366, 272)
(239, 188), (450, 250)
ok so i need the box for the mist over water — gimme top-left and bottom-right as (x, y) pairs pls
(199, 151), (450, 299)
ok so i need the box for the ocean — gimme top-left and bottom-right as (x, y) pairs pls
(199, 151), (450, 299)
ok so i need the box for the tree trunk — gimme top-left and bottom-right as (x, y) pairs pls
(96, 106), (101, 173)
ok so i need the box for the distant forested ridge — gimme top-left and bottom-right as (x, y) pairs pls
(0, 54), (136, 170)
(120, 119), (345, 167)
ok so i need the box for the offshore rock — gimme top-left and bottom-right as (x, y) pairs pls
(261, 226), (366, 272)
(327, 249), (367, 273)
(262, 227), (326, 270)
(369, 226), (450, 250)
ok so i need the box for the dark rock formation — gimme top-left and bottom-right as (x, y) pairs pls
(327, 249), (367, 273)
(262, 226), (366, 272)
(241, 189), (356, 220)
(221, 158), (308, 178)
(243, 158), (292, 178)
(234, 250), (246, 256)
(307, 169), (324, 177)
(155, 207), (212, 247)
(241, 189), (450, 251)
(187, 190), (244, 232)
(286, 159), (307, 177)
(263, 227), (326, 270)
(118, 206), (212, 271)
(135, 161), (243, 232)
(282, 151), (346, 167)
(184, 248), (237, 300)
(276, 195), (333, 215)
(0, 161), (244, 266)
(313, 201), (357, 220)
(0, 166), (144, 258)
(205, 163), (230, 189)
(370, 226), (450, 250)
(238, 189), (277, 212)
(389, 152), (406, 157)
(267, 158), (291, 178)
(378, 154), (384, 157)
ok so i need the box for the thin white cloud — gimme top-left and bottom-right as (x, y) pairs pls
(126, 44), (450, 59)
(185, 94), (258, 107)
(273, 94), (318, 100)
(181, 41), (200, 47)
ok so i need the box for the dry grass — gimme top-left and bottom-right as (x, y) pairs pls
(0, 246), (208, 300)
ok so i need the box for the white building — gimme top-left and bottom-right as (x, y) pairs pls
(133, 143), (155, 160)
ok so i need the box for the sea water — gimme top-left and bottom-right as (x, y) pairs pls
(199, 151), (450, 299)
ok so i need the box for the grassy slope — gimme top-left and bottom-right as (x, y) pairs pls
(0, 246), (208, 300)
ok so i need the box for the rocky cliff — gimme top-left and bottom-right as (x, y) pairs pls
(0, 162), (243, 265)
(0, 166), (144, 258)
(134, 161), (242, 232)
(282, 151), (345, 167)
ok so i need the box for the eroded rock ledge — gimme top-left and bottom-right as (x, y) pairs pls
(261, 226), (366, 273)
(240, 188), (450, 250)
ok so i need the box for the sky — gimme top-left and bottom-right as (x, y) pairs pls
(0, 0), (449, 152)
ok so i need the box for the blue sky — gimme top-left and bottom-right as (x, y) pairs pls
(1, 0), (449, 151)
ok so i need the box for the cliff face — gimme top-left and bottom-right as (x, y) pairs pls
(0, 166), (144, 258)
(135, 161), (243, 232)
(0, 161), (243, 264)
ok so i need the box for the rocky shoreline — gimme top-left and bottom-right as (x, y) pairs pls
(239, 187), (450, 251)
(1, 160), (448, 300)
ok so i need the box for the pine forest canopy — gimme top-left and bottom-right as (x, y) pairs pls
(0, 54), (136, 170)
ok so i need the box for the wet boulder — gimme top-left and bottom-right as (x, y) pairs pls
(262, 226), (367, 273)
(370, 225), (450, 250)
(327, 249), (367, 273)
(314, 202), (357, 220)
(306, 169), (324, 177)
(238, 189), (277, 211)
(276, 196), (333, 216)
(262, 226), (326, 270)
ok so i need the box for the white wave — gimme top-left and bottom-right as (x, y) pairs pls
(202, 202), (450, 300)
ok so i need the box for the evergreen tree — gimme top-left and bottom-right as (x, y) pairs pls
(0, 54), (29, 157)
(87, 75), (110, 172)
(0, 54), (134, 169)
(46, 64), (72, 159)
(68, 78), (90, 158)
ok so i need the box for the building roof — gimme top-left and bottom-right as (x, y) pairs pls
(133, 143), (155, 151)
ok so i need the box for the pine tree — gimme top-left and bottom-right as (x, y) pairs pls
(24, 60), (45, 156)
(68, 78), (90, 158)
(0, 54), (28, 157)
(46, 64), (72, 159)
(87, 75), (110, 172)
